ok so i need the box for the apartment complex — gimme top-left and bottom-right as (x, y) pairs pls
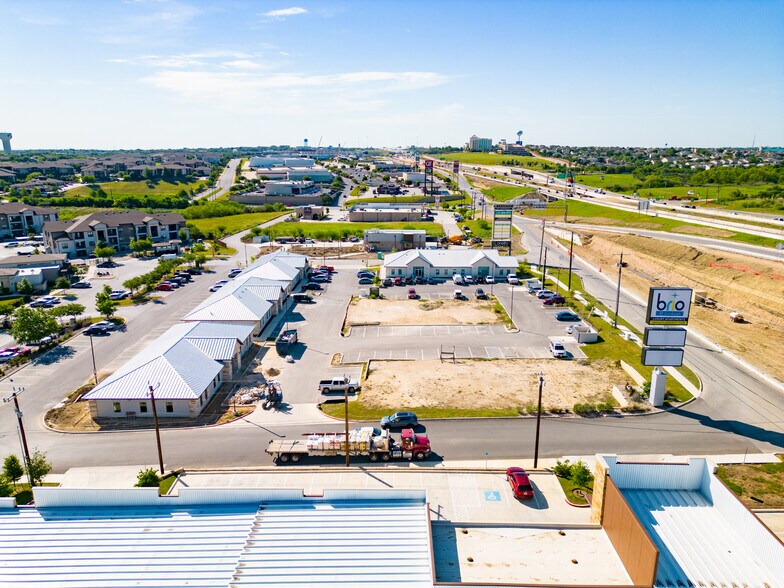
(42, 211), (188, 259)
(468, 135), (493, 152)
(0, 203), (59, 238)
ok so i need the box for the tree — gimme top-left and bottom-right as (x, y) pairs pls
(0, 475), (12, 498)
(570, 460), (594, 489)
(49, 303), (85, 322)
(193, 253), (207, 268)
(25, 449), (52, 486)
(54, 276), (71, 290)
(129, 238), (152, 256)
(123, 276), (144, 296)
(93, 243), (116, 261)
(95, 287), (118, 319)
(11, 306), (59, 344)
(3, 455), (23, 487)
(15, 279), (34, 296)
(135, 467), (161, 488)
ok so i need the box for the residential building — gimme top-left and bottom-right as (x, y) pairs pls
(364, 229), (427, 252)
(42, 211), (188, 259)
(468, 135), (493, 152)
(381, 249), (518, 280)
(0, 253), (68, 291)
(0, 203), (59, 238)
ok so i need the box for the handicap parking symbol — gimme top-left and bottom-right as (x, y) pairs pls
(484, 490), (501, 502)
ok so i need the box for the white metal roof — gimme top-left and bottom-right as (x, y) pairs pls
(241, 259), (299, 282)
(624, 489), (781, 588)
(383, 248), (518, 269)
(83, 338), (222, 401)
(187, 337), (238, 361)
(231, 500), (432, 587)
(183, 290), (273, 323)
(179, 321), (255, 342)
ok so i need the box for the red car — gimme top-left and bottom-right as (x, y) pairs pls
(407, 288), (417, 299)
(156, 283), (175, 291)
(317, 265), (335, 273)
(394, 277), (403, 286)
(506, 467), (534, 499)
(543, 295), (566, 306)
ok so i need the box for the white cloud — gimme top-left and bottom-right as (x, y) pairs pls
(263, 6), (307, 18)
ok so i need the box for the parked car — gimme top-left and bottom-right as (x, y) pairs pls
(357, 270), (375, 278)
(453, 289), (463, 299)
(169, 276), (187, 286)
(292, 293), (314, 303)
(108, 289), (130, 300)
(210, 280), (229, 292)
(303, 282), (322, 290)
(425, 277), (439, 285)
(475, 288), (487, 299)
(28, 299), (53, 308)
(506, 467), (534, 499)
(464, 275), (475, 285)
(555, 311), (581, 321)
(414, 276), (424, 285)
(452, 274), (465, 285)
(549, 340), (568, 358)
(407, 288), (417, 299)
(382, 278), (394, 287)
(93, 321), (118, 331)
(0, 346), (32, 362)
(174, 272), (193, 282)
(380, 411), (419, 429)
(312, 273), (331, 283)
(156, 283), (175, 291)
(536, 289), (557, 299)
(71, 281), (91, 289)
(393, 277), (404, 286)
(507, 276), (520, 285)
(543, 295), (566, 306)
(485, 276), (495, 284)
(185, 268), (202, 275)
(358, 277), (374, 285)
(83, 325), (109, 336)
(316, 265), (335, 273)
(228, 268), (243, 278)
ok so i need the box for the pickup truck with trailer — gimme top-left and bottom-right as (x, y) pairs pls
(275, 329), (298, 356)
(266, 427), (431, 463)
(319, 375), (359, 394)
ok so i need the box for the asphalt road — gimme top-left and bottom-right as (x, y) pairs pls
(193, 158), (239, 201)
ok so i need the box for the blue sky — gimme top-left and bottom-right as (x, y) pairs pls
(1, 0), (782, 149)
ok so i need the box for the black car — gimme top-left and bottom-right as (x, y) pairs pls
(186, 268), (203, 275)
(414, 277), (424, 285)
(293, 293), (314, 303)
(382, 278), (394, 287)
(303, 282), (322, 290)
(425, 277), (439, 285)
(83, 325), (109, 336)
(404, 277), (415, 285)
(174, 272), (193, 282)
(555, 311), (581, 321)
(380, 411), (419, 429)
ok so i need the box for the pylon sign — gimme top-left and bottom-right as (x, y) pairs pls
(424, 159), (433, 170)
(645, 287), (693, 326)
(453, 161), (459, 174)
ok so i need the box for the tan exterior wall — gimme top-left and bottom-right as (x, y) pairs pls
(602, 477), (658, 587)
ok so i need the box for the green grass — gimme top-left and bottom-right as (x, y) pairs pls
(432, 152), (559, 171)
(186, 211), (289, 235)
(159, 474), (178, 496)
(9, 482), (59, 505)
(58, 206), (114, 220)
(555, 476), (593, 505)
(521, 199), (783, 248)
(479, 184), (537, 202)
(349, 186), (363, 197)
(267, 221), (445, 239)
(68, 179), (205, 197)
(461, 219), (493, 239)
(320, 402), (518, 420)
(576, 173), (640, 191)
(715, 456), (784, 508)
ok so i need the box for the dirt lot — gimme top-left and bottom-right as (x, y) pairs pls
(360, 359), (626, 410)
(347, 298), (502, 326)
(572, 232), (784, 377)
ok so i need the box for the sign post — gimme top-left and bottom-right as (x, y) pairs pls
(491, 203), (513, 254)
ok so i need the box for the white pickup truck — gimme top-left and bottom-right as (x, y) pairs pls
(319, 375), (360, 394)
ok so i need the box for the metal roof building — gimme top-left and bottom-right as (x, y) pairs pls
(0, 487), (432, 588)
(599, 455), (784, 588)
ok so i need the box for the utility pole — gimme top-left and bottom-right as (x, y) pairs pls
(563, 203), (568, 223)
(613, 252), (625, 328)
(542, 248), (548, 289)
(344, 386), (350, 467)
(148, 383), (165, 475)
(538, 220), (546, 267)
(533, 372), (544, 468)
(567, 232), (574, 290)
(88, 333), (98, 385)
(3, 384), (33, 486)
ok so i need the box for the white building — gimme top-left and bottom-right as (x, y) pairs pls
(265, 180), (316, 195)
(402, 171), (426, 183)
(381, 249), (518, 280)
(249, 156), (315, 168)
(364, 229), (427, 252)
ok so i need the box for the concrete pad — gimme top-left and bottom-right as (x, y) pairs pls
(432, 524), (631, 585)
(756, 512), (784, 540)
(59, 465), (151, 489)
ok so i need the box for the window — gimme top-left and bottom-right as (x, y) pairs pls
(139, 401), (148, 413)
(165, 402), (173, 413)
(435, 269), (440, 276)
(113, 402), (121, 413)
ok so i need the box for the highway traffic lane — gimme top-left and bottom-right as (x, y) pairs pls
(24, 409), (765, 473)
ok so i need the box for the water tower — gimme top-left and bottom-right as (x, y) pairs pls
(303, 138), (308, 148)
(0, 132), (11, 154)
(516, 130), (523, 145)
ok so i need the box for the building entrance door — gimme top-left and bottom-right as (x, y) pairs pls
(413, 266), (424, 278)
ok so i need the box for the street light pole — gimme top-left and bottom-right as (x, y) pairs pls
(88, 333), (98, 385)
(533, 372), (545, 468)
(613, 252), (624, 329)
(567, 232), (574, 291)
(538, 220), (546, 268)
(3, 384), (33, 486)
(148, 383), (165, 475)
(344, 386), (350, 467)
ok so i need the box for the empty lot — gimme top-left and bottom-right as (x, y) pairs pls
(347, 298), (502, 326)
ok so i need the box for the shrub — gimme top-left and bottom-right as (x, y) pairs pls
(570, 460), (594, 488)
(553, 459), (572, 478)
(135, 468), (161, 488)
(572, 402), (597, 416)
(596, 400), (616, 413)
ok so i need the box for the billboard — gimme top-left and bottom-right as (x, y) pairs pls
(643, 327), (687, 347)
(453, 161), (460, 174)
(491, 204), (513, 241)
(645, 287), (693, 325)
(641, 347), (684, 367)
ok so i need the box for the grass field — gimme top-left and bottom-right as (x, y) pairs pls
(521, 199), (782, 248)
(68, 179), (205, 197)
(320, 402), (518, 420)
(576, 174), (640, 191)
(479, 184), (537, 202)
(186, 211), (289, 235)
(432, 152), (559, 171)
(267, 221), (444, 239)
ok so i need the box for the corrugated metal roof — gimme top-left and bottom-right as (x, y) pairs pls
(83, 339), (222, 401)
(242, 259), (299, 281)
(187, 337), (238, 361)
(0, 504), (259, 587)
(182, 321), (255, 342)
(247, 250), (308, 273)
(183, 293), (272, 323)
(384, 248), (518, 269)
(623, 488), (781, 588)
(231, 500), (432, 587)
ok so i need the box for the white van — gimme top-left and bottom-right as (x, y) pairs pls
(452, 274), (464, 285)
(160, 253), (178, 261)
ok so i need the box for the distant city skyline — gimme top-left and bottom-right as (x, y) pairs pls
(1, 0), (782, 149)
